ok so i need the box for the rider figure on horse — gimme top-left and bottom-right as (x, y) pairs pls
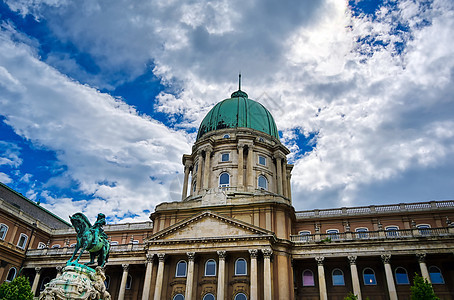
(90, 213), (108, 246)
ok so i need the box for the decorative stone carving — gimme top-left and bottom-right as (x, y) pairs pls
(146, 253), (154, 264)
(381, 254), (391, 264)
(262, 249), (273, 258)
(249, 249), (258, 258)
(39, 264), (111, 300)
(157, 253), (166, 262)
(217, 250), (226, 259)
(348, 256), (357, 264)
(35, 267), (42, 274)
(416, 253), (426, 263)
(187, 252), (195, 261)
(122, 264), (129, 271)
(315, 256), (325, 266)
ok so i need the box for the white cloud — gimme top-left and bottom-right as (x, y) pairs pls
(2, 0), (454, 214)
(0, 172), (12, 184)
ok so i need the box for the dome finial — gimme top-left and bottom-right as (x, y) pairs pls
(238, 72), (241, 91)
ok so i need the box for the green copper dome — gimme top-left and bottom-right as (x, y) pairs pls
(196, 90), (279, 140)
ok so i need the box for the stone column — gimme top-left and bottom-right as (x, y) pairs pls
(416, 253), (431, 283)
(282, 159), (288, 197)
(185, 252), (195, 300)
(217, 251), (226, 300)
(237, 145), (244, 189)
(316, 257), (328, 300)
(56, 266), (63, 277)
(153, 254), (166, 300)
(182, 163), (191, 200)
(263, 249), (273, 300)
(246, 145), (254, 189)
(202, 148), (212, 190)
(142, 254), (154, 300)
(348, 256), (362, 300)
(195, 151), (203, 193)
(31, 267), (42, 295)
(249, 249), (259, 300)
(381, 254), (398, 300)
(275, 155), (283, 194)
(287, 172), (292, 201)
(118, 264), (129, 300)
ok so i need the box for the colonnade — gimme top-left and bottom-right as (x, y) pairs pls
(121, 249), (275, 300)
(313, 253), (433, 300)
(181, 144), (291, 199)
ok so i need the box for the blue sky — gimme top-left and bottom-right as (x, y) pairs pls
(0, 0), (453, 223)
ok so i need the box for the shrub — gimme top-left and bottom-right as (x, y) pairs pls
(0, 275), (34, 300)
(410, 273), (440, 300)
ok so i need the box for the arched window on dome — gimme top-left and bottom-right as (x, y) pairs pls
(395, 267), (410, 284)
(258, 175), (268, 190)
(205, 259), (216, 276)
(176, 260), (187, 277)
(429, 266), (444, 284)
(302, 269), (315, 286)
(219, 173), (230, 188)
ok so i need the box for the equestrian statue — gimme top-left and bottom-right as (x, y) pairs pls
(67, 212), (110, 267)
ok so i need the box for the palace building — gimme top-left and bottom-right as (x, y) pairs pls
(1, 88), (454, 300)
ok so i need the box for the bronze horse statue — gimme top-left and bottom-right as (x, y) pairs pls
(67, 212), (110, 267)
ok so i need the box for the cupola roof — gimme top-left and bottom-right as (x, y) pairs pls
(196, 89), (279, 140)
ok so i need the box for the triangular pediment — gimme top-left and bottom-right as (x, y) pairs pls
(148, 211), (273, 241)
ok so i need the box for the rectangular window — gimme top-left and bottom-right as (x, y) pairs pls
(258, 155), (266, 166)
(221, 153), (229, 162)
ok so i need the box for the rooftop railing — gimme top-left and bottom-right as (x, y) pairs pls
(295, 200), (454, 219)
(291, 227), (453, 243)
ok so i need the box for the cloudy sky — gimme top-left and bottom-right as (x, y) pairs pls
(0, 0), (453, 224)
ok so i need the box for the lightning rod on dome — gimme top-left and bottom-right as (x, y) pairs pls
(238, 72), (241, 91)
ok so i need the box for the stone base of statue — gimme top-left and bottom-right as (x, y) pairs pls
(39, 262), (111, 300)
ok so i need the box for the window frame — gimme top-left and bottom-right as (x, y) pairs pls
(355, 227), (369, 239)
(173, 293), (185, 300)
(204, 259), (217, 276)
(258, 155), (266, 166)
(417, 224), (431, 235)
(298, 231), (311, 242)
(302, 269), (315, 286)
(332, 268), (345, 286)
(429, 266), (445, 284)
(175, 260), (187, 278)
(326, 229), (340, 240)
(17, 233), (28, 249)
(52, 244), (61, 248)
(223, 134), (230, 139)
(38, 242), (47, 249)
(235, 258), (247, 276)
(221, 152), (230, 162)
(385, 225), (399, 237)
(219, 172), (230, 188)
(203, 293), (215, 300)
(125, 274), (132, 289)
(6, 267), (16, 282)
(363, 267), (377, 285)
(257, 175), (268, 190)
(234, 293), (247, 300)
(0, 223), (8, 240)
(395, 267), (410, 285)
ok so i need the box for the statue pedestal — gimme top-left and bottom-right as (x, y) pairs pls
(40, 263), (111, 300)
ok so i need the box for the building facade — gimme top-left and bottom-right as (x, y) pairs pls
(1, 89), (454, 299)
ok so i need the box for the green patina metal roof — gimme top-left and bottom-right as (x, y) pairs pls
(196, 90), (279, 140)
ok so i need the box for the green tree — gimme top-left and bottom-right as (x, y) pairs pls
(0, 275), (34, 300)
(344, 292), (358, 300)
(410, 273), (440, 300)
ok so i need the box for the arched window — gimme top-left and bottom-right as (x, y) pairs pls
(355, 227), (369, 239)
(193, 181), (197, 193)
(235, 258), (247, 275)
(385, 226), (399, 237)
(429, 266), (444, 284)
(298, 231), (311, 242)
(52, 244), (61, 248)
(125, 274), (132, 289)
(176, 260), (187, 277)
(173, 294), (185, 300)
(258, 175), (267, 190)
(417, 224), (431, 235)
(219, 173), (230, 187)
(223, 134), (230, 139)
(234, 293), (247, 300)
(203, 293), (215, 300)
(395, 267), (410, 284)
(302, 269), (315, 286)
(37, 242), (46, 249)
(205, 259), (216, 276)
(6, 267), (16, 282)
(17, 233), (28, 249)
(326, 229), (339, 240)
(0, 224), (8, 240)
(363, 268), (376, 285)
(40, 277), (50, 291)
(332, 268), (345, 286)
(104, 275), (110, 289)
